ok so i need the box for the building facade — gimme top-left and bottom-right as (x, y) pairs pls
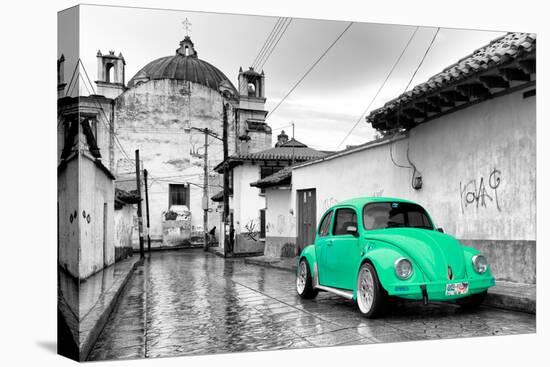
(216, 133), (327, 255)
(288, 32), (536, 284)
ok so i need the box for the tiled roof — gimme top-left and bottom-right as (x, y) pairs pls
(250, 166), (292, 188)
(280, 138), (307, 148)
(214, 145), (328, 173)
(211, 190), (224, 202)
(115, 187), (140, 204)
(238, 146), (326, 161)
(367, 32), (536, 131)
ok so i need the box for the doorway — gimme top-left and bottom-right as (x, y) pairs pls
(297, 188), (317, 253)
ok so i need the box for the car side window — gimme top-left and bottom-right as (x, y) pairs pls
(332, 208), (357, 236)
(318, 211), (333, 237)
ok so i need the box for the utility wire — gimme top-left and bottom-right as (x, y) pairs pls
(336, 26), (419, 149)
(256, 18), (293, 71)
(78, 59), (134, 163)
(78, 72), (133, 163)
(253, 18), (285, 70)
(402, 27), (440, 94)
(266, 21), (354, 121)
(252, 17), (284, 69)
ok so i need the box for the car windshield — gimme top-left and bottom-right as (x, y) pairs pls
(362, 202), (434, 230)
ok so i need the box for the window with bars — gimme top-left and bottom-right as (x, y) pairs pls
(168, 184), (189, 207)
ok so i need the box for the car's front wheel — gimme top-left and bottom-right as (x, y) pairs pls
(296, 258), (318, 299)
(356, 262), (386, 318)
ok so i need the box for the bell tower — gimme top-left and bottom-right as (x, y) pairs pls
(236, 67), (271, 154)
(95, 50), (126, 99)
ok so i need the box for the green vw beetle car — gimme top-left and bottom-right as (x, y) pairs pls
(296, 197), (495, 318)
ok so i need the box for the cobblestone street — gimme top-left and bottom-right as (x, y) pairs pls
(88, 249), (536, 361)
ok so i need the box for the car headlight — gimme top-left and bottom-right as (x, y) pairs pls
(394, 258), (413, 279)
(472, 254), (488, 274)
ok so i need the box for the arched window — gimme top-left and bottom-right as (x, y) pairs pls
(105, 63), (114, 83)
(247, 82), (256, 97)
(185, 46), (189, 56)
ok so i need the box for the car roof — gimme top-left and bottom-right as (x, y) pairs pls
(328, 196), (417, 211)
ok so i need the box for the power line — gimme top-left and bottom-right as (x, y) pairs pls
(266, 22), (354, 121)
(64, 60), (80, 98)
(336, 26), (419, 149)
(78, 73), (132, 163)
(402, 27), (440, 94)
(78, 60), (134, 163)
(256, 18), (293, 71)
(252, 17), (284, 69)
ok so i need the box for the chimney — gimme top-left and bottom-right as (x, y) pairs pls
(275, 130), (289, 147)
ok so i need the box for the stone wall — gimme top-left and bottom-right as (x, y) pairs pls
(114, 79), (237, 242)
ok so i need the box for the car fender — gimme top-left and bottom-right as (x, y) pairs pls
(356, 242), (425, 294)
(299, 244), (317, 277)
(462, 245), (494, 279)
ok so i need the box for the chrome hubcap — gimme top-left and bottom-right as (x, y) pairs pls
(357, 267), (375, 313)
(296, 262), (307, 294)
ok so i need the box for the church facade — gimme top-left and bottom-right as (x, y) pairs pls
(58, 34), (273, 249)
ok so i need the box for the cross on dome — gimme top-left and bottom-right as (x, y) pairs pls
(182, 18), (192, 37)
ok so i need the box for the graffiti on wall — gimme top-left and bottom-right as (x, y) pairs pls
(244, 220), (259, 242)
(460, 168), (502, 213)
(321, 197), (338, 211)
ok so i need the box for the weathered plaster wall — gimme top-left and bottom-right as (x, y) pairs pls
(292, 88), (536, 283)
(233, 164), (265, 253)
(79, 97), (115, 172)
(114, 79), (237, 242)
(79, 154), (115, 279)
(264, 187), (296, 257)
(58, 156), (80, 278)
(114, 204), (135, 261)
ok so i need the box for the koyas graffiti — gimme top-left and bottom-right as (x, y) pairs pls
(460, 168), (502, 213)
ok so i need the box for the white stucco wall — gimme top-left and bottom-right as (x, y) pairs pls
(79, 154), (115, 279)
(233, 164), (263, 234)
(293, 89), (535, 241)
(291, 88), (536, 282)
(265, 188), (295, 239)
(58, 156), (80, 277)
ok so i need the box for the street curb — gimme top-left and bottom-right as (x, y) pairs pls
(244, 258), (297, 273)
(243, 258), (535, 314)
(79, 257), (143, 361)
(484, 290), (536, 314)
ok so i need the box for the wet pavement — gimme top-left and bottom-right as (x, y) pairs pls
(88, 249), (536, 361)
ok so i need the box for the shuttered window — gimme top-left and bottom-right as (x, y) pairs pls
(168, 184), (189, 207)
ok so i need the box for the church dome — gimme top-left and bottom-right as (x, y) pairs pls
(127, 36), (237, 94)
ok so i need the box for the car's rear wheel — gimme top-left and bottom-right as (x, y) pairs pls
(456, 290), (487, 308)
(356, 262), (385, 318)
(296, 258), (318, 299)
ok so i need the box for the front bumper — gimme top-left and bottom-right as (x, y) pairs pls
(386, 276), (496, 301)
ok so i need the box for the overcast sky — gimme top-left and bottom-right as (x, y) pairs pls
(62, 4), (506, 151)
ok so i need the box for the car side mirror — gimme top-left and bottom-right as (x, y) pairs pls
(346, 225), (359, 237)
(437, 227), (444, 233)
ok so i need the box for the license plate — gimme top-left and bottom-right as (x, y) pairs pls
(445, 282), (469, 296)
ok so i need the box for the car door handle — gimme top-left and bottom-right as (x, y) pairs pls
(327, 240), (333, 246)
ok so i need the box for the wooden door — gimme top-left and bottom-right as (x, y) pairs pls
(297, 189), (317, 253)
